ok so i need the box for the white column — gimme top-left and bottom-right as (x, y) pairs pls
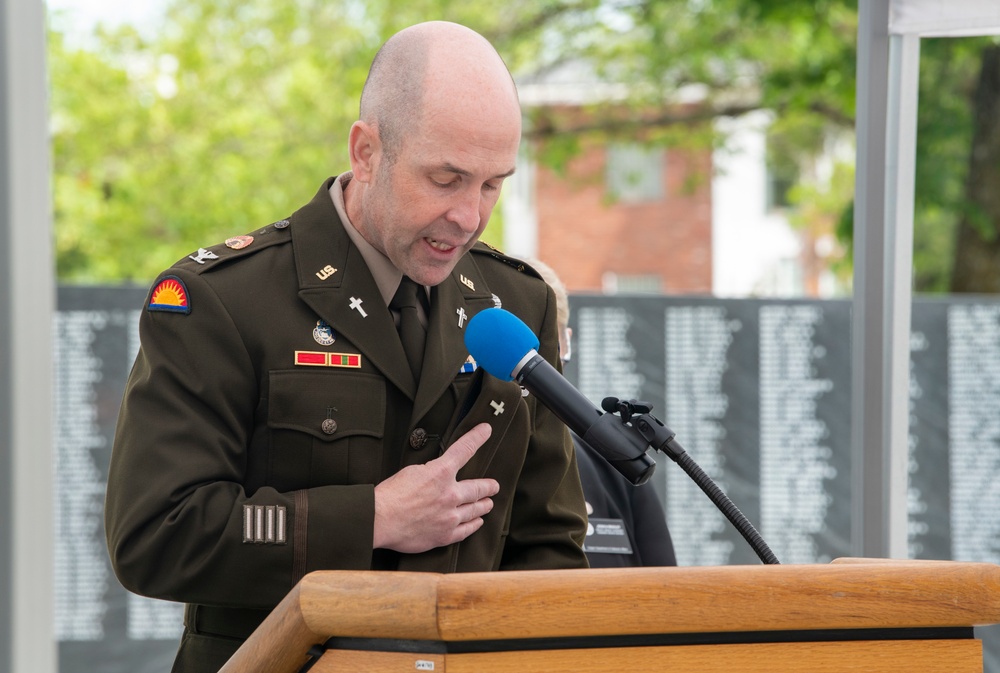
(852, 0), (920, 559)
(0, 0), (56, 671)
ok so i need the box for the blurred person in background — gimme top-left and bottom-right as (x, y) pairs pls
(529, 258), (677, 568)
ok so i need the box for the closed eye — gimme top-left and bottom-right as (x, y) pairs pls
(432, 176), (459, 188)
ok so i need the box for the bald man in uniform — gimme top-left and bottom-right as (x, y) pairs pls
(105, 21), (589, 673)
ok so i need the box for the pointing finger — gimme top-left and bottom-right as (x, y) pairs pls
(437, 423), (492, 474)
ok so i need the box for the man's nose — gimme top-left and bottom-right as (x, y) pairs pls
(447, 187), (483, 233)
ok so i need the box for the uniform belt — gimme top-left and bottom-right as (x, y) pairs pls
(185, 604), (272, 641)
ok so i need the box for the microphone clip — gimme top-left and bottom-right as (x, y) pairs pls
(581, 399), (659, 486)
(597, 397), (780, 565)
(601, 397), (687, 463)
(602, 397), (652, 424)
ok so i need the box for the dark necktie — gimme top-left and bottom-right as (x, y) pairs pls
(389, 276), (426, 382)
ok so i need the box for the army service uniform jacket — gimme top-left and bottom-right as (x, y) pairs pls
(105, 179), (589, 672)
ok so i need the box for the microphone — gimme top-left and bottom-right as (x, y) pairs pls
(464, 307), (656, 485)
(465, 308), (780, 564)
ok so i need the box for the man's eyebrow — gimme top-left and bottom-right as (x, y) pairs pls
(440, 163), (517, 179)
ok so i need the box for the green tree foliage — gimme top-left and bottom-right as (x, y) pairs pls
(51, 0), (437, 281)
(50, 0), (569, 282)
(49, 0), (590, 282)
(48, 0), (1000, 292)
(912, 38), (983, 293)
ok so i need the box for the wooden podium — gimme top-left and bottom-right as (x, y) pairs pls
(219, 558), (1000, 673)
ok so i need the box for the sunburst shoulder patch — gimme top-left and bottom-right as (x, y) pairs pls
(148, 275), (191, 314)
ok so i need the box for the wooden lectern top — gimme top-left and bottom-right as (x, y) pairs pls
(220, 558), (1000, 673)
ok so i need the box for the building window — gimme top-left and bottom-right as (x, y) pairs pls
(765, 132), (799, 212)
(606, 143), (665, 203)
(766, 162), (797, 211)
(602, 272), (663, 294)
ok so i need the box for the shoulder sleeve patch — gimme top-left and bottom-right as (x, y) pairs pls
(147, 275), (191, 314)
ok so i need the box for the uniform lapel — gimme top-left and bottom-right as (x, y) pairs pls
(291, 181), (416, 398)
(412, 253), (496, 422)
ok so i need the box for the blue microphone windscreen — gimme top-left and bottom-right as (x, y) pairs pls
(464, 308), (540, 381)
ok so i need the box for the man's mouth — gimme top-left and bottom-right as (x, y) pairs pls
(427, 238), (458, 252)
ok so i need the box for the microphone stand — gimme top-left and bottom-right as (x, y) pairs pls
(586, 397), (780, 566)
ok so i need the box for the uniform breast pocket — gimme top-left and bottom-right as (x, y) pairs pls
(266, 370), (385, 490)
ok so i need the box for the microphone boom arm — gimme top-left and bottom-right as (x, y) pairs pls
(594, 397), (780, 566)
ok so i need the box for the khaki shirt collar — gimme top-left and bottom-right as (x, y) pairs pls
(329, 172), (402, 308)
(330, 172), (428, 324)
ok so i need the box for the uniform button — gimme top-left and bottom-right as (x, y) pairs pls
(321, 419), (338, 435)
(409, 428), (428, 450)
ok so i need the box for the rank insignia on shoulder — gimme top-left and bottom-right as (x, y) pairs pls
(188, 247), (219, 264)
(459, 354), (477, 373)
(147, 276), (191, 314)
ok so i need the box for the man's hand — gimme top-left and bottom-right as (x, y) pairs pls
(373, 423), (500, 553)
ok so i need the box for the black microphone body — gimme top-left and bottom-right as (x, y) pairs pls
(515, 352), (656, 485)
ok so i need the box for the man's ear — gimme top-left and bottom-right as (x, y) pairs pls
(348, 120), (379, 184)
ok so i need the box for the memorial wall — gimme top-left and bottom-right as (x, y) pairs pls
(53, 287), (1000, 671)
(565, 293), (1000, 669)
(55, 286), (179, 673)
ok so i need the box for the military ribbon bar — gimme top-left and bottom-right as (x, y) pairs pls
(294, 351), (362, 368)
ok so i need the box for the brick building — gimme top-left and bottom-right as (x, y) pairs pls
(501, 67), (840, 299)
(530, 136), (713, 295)
(501, 67), (716, 296)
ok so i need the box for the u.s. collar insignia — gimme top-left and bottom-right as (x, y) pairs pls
(315, 264), (337, 281)
(313, 320), (336, 345)
(147, 276), (191, 314)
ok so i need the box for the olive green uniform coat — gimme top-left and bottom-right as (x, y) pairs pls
(105, 179), (589, 672)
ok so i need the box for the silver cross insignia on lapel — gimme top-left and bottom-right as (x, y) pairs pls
(349, 297), (368, 318)
(456, 307), (467, 328)
(490, 400), (505, 416)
